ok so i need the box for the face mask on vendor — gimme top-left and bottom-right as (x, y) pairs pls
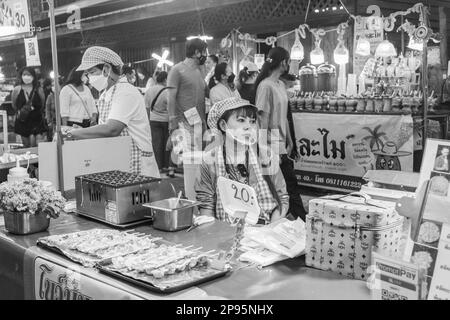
(87, 66), (111, 92)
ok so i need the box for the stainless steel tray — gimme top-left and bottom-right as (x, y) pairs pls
(96, 259), (230, 294)
(75, 210), (152, 229)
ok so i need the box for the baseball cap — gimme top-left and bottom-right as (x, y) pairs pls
(76, 46), (124, 71)
(207, 97), (256, 131)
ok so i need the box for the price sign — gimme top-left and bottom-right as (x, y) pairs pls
(217, 176), (260, 225)
(0, 0), (31, 37)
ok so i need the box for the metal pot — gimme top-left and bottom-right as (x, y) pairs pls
(3, 211), (50, 235)
(317, 63), (336, 92)
(144, 198), (198, 232)
(299, 64), (317, 93)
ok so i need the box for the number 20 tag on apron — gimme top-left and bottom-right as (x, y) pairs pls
(217, 176), (260, 225)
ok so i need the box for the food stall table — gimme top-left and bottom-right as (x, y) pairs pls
(0, 213), (370, 300)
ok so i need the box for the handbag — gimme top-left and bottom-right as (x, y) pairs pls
(150, 87), (170, 111)
(17, 88), (36, 122)
(305, 192), (405, 280)
(68, 85), (92, 120)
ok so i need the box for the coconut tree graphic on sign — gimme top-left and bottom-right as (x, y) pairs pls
(362, 125), (387, 152)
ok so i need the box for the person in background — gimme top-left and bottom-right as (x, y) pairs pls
(279, 72), (305, 220)
(205, 54), (219, 85)
(60, 67), (98, 128)
(167, 38), (209, 153)
(63, 46), (160, 177)
(12, 67), (47, 148)
(209, 62), (240, 106)
(45, 77), (64, 141)
(237, 61), (259, 104)
(42, 78), (53, 104)
(122, 65), (137, 85)
(255, 47), (307, 221)
(195, 97), (289, 224)
(145, 71), (175, 178)
(136, 67), (150, 89)
(145, 70), (161, 92)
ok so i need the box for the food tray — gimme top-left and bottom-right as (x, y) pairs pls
(75, 210), (153, 229)
(97, 261), (230, 294)
(37, 229), (160, 267)
(77, 170), (158, 188)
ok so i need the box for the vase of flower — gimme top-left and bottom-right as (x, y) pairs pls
(3, 210), (50, 235)
(0, 179), (65, 235)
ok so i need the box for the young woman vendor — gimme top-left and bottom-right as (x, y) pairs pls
(195, 97), (289, 224)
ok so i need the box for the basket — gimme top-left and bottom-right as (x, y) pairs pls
(3, 210), (50, 235)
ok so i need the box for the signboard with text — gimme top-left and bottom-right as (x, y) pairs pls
(293, 113), (414, 192)
(0, 0), (31, 38)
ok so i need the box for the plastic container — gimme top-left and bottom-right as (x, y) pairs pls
(317, 63), (336, 92)
(7, 160), (29, 184)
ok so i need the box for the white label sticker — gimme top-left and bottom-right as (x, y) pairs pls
(105, 201), (118, 224)
(184, 107), (202, 126)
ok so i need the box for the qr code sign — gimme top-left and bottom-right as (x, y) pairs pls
(381, 289), (408, 300)
(28, 42), (36, 56)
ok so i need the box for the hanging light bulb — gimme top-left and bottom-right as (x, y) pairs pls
(407, 37), (423, 51)
(375, 40), (397, 58)
(355, 35), (371, 56)
(334, 41), (349, 64)
(290, 29), (304, 61)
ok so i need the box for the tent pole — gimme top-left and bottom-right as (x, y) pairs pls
(48, 0), (65, 194)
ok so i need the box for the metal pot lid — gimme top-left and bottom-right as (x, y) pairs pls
(317, 63), (336, 74)
(299, 64), (317, 75)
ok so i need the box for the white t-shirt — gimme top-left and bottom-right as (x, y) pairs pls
(103, 78), (153, 152)
(60, 84), (97, 123)
(209, 82), (241, 106)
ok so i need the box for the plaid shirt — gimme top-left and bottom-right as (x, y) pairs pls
(98, 80), (142, 175)
(208, 145), (280, 224)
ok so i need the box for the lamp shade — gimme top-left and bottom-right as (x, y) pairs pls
(407, 37), (423, 51)
(334, 42), (349, 64)
(355, 37), (371, 56)
(291, 30), (304, 61)
(375, 40), (397, 57)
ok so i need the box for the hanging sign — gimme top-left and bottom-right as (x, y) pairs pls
(293, 113), (414, 192)
(0, 0), (31, 37)
(217, 176), (260, 225)
(24, 36), (41, 66)
(353, 17), (384, 78)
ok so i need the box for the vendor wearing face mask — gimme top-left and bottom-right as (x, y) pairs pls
(208, 62), (240, 106)
(195, 97), (289, 225)
(62, 46), (160, 178)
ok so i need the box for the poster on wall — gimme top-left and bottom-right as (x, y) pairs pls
(353, 17), (384, 78)
(24, 36), (41, 67)
(0, 0), (31, 37)
(293, 113), (414, 192)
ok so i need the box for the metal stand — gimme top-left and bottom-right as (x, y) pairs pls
(48, 0), (65, 194)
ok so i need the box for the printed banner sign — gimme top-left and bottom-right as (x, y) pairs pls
(24, 36), (41, 66)
(353, 17), (384, 78)
(34, 257), (143, 300)
(0, 0), (31, 37)
(293, 113), (414, 192)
